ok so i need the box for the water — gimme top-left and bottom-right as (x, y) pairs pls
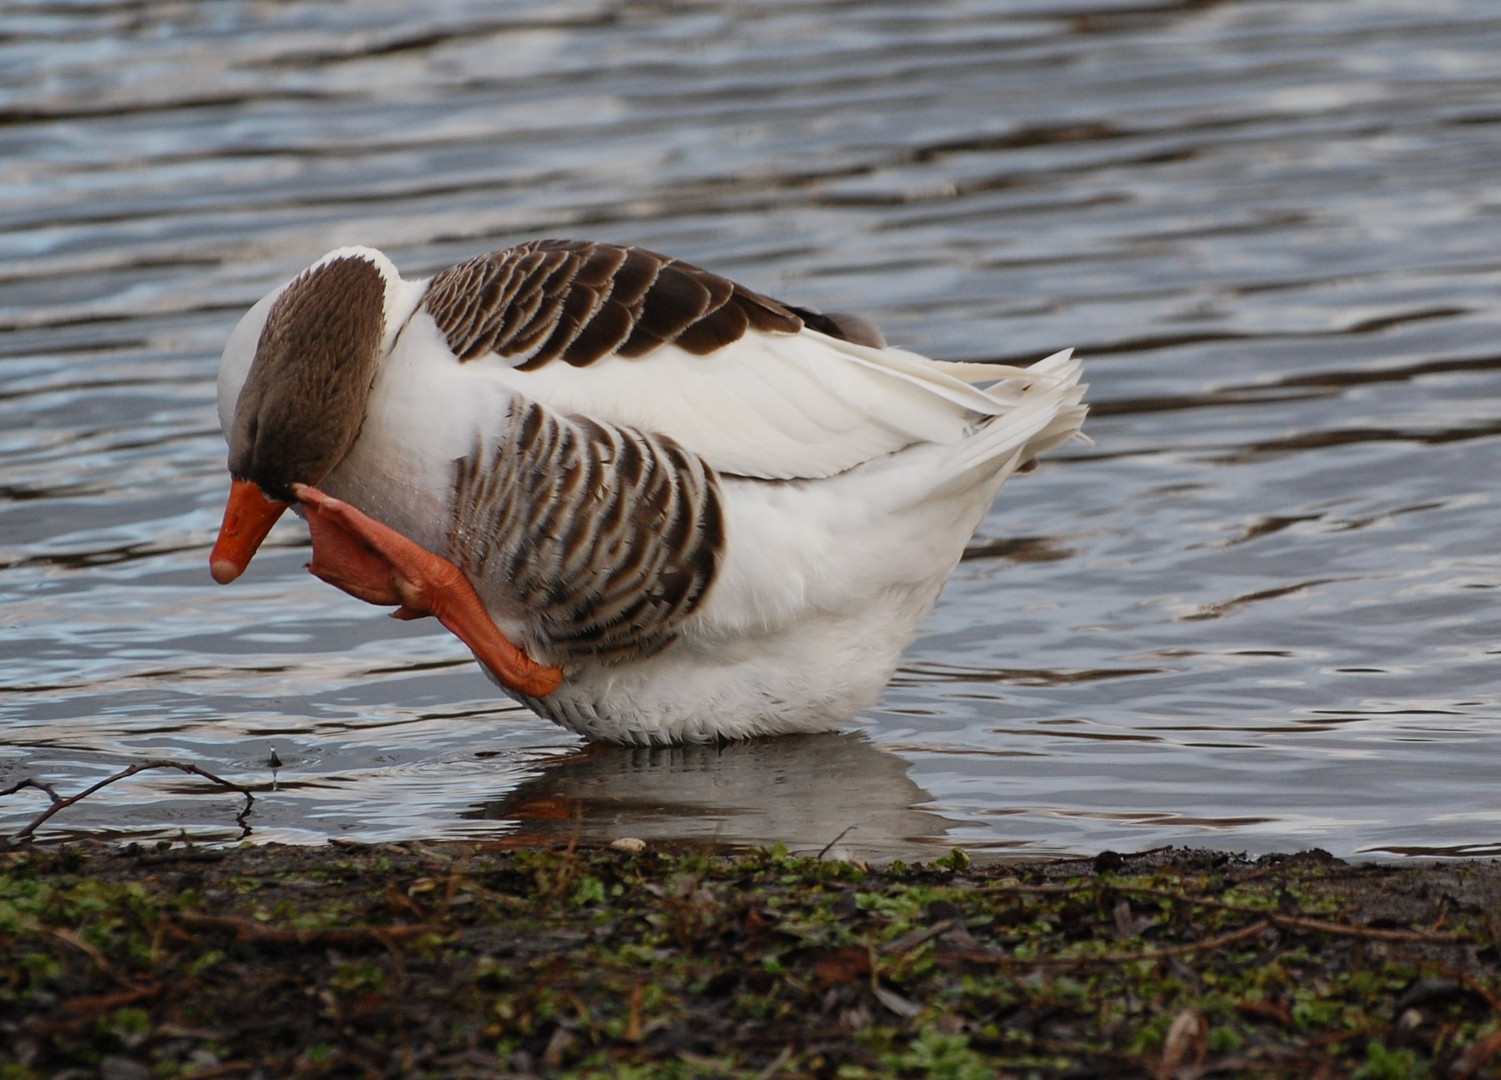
(3, 0), (1500, 861)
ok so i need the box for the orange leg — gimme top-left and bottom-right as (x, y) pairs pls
(293, 484), (563, 698)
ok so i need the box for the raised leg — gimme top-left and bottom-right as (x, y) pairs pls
(293, 484), (563, 698)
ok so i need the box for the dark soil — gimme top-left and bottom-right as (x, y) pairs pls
(3, 840), (1500, 1079)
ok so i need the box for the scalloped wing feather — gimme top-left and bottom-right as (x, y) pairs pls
(413, 240), (1072, 481)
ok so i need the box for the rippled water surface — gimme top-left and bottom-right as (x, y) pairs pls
(4, 0), (1501, 860)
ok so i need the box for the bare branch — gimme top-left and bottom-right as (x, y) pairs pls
(2, 759), (255, 843)
(0, 777), (62, 804)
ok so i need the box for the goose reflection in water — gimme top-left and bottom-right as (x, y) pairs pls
(463, 732), (956, 862)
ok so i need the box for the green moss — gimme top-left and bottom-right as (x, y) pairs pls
(883, 1030), (993, 1080)
(1354, 1041), (1425, 1080)
(328, 961), (387, 996)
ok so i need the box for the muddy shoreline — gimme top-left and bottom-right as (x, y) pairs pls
(4, 840), (1500, 1078)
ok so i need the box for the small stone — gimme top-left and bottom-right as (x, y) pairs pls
(100, 1057), (152, 1080)
(542, 1025), (576, 1068)
(610, 837), (646, 854)
(1159, 1007), (1207, 1078)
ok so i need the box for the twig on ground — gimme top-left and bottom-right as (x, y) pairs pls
(757, 1044), (796, 1079)
(937, 918), (1276, 970)
(173, 912), (440, 949)
(49, 926), (117, 975)
(974, 878), (1472, 945)
(1115, 885), (1471, 944)
(62, 985), (164, 1014)
(1451, 1026), (1501, 1079)
(883, 918), (957, 956)
(1265, 910), (1467, 944)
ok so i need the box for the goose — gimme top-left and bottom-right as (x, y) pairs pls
(210, 240), (1086, 744)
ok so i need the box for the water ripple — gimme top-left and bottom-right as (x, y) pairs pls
(3, 0), (1501, 859)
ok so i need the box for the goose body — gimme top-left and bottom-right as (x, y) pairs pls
(212, 240), (1086, 744)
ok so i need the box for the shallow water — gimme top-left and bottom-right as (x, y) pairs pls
(3, 0), (1501, 861)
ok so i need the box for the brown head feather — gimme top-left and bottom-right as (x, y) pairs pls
(228, 256), (386, 501)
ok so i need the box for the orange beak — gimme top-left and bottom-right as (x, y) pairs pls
(210, 478), (289, 584)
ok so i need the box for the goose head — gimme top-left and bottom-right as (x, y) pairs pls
(210, 248), (396, 584)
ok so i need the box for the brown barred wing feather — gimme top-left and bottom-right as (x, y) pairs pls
(448, 398), (725, 666)
(423, 240), (804, 368)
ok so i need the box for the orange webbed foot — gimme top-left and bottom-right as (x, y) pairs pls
(293, 484), (563, 697)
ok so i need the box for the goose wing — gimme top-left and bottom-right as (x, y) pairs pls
(415, 240), (1048, 481)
